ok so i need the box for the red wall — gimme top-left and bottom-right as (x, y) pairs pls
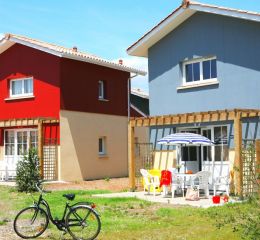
(43, 123), (60, 144)
(60, 58), (130, 116)
(0, 44), (60, 120)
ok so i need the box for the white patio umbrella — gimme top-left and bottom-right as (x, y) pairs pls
(157, 132), (214, 146)
(157, 132), (214, 172)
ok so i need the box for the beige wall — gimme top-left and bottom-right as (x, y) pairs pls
(60, 110), (128, 181)
(153, 150), (177, 170)
(228, 149), (235, 170)
(134, 126), (149, 144)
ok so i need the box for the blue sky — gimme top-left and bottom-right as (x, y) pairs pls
(0, 0), (259, 92)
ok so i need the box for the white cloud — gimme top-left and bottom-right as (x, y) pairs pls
(113, 57), (149, 94)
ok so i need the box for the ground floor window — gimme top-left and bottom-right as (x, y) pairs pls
(182, 146), (198, 161)
(214, 126), (228, 161)
(98, 137), (106, 155)
(202, 125), (228, 162)
(179, 129), (199, 162)
(4, 129), (38, 156)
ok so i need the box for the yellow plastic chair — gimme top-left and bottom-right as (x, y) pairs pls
(140, 169), (160, 195)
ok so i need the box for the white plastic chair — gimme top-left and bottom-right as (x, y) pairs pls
(171, 173), (184, 198)
(214, 176), (230, 196)
(192, 171), (211, 198)
(140, 169), (160, 196)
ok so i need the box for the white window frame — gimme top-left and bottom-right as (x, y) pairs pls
(182, 57), (217, 86)
(4, 129), (38, 157)
(98, 137), (106, 155)
(10, 77), (34, 98)
(98, 80), (104, 99)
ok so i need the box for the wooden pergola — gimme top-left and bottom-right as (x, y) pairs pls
(0, 117), (59, 178)
(128, 109), (260, 196)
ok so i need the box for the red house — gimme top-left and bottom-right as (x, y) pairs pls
(0, 33), (146, 181)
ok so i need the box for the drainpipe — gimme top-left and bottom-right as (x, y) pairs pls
(127, 74), (138, 122)
(127, 73), (137, 190)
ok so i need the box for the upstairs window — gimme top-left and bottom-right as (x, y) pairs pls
(98, 80), (105, 99)
(183, 57), (217, 85)
(10, 77), (33, 98)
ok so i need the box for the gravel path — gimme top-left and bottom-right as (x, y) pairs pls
(0, 222), (20, 240)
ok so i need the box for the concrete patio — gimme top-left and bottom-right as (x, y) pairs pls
(93, 191), (237, 208)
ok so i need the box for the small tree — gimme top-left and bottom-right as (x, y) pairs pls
(16, 148), (41, 192)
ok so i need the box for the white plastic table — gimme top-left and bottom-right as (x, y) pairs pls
(176, 173), (196, 188)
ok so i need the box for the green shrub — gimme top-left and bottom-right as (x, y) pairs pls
(16, 148), (41, 192)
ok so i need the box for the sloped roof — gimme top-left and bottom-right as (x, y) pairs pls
(0, 33), (146, 75)
(130, 89), (149, 116)
(131, 88), (149, 99)
(127, 1), (260, 57)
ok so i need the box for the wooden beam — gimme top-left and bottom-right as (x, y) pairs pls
(38, 119), (44, 179)
(129, 109), (260, 127)
(128, 123), (135, 190)
(234, 113), (243, 197)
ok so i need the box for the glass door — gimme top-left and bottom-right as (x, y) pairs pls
(4, 129), (38, 178)
(178, 129), (199, 173)
(201, 128), (213, 185)
(201, 126), (229, 187)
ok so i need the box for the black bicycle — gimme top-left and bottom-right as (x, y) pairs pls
(13, 184), (101, 240)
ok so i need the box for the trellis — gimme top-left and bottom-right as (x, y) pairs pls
(134, 143), (153, 188)
(242, 141), (257, 196)
(43, 138), (58, 181)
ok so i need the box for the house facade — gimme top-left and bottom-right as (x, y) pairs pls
(127, 0), (260, 191)
(0, 33), (146, 181)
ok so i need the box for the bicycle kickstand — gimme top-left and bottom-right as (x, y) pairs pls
(59, 230), (68, 240)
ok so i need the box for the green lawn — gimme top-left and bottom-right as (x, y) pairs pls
(0, 185), (253, 239)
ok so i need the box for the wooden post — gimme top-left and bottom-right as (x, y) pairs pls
(38, 119), (44, 179)
(255, 140), (260, 197)
(234, 113), (243, 197)
(128, 122), (135, 190)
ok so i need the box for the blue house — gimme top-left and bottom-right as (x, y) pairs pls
(127, 0), (260, 193)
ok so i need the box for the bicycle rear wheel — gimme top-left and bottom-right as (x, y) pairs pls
(66, 205), (101, 240)
(14, 206), (49, 239)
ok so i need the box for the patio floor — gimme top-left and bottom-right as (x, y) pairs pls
(93, 191), (236, 208)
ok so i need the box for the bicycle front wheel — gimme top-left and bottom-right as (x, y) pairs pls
(66, 205), (101, 240)
(14, 206), (49, 239)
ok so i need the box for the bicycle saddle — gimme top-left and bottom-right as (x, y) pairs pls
(63, 193), (75, 201)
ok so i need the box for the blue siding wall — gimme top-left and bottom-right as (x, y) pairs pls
(149, 12), (260, 116)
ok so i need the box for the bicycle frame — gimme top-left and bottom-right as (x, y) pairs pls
(33, 193), (72, 231)
(32, 193), (99, 231)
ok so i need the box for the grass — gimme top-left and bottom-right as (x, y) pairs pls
(0, 185), (252, 239)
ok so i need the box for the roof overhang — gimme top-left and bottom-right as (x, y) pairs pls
(0, 34), (146, 76)
(127, 2), (260, 57)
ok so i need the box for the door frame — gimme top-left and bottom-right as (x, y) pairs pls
(176, 127), (200, 173)
(201, 125), (229, 185)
